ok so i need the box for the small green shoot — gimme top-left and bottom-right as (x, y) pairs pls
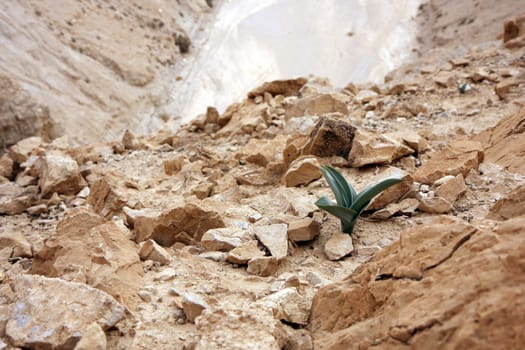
(315, 166), (403, 234)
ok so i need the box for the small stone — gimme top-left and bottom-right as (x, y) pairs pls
(199, 251), (227, 262)
(354, 89), (378, 104)
(418, 196), (453, 214)
(324, 232), (354, 261)
(0, 183), (38, 215)
(249, 212), (263, 223)
(137, 290), (152, 302)
(200, 227), (253, 252)
(261, 287), (311, 325)
(163, 156), (186, 175)
(247, 257), (279, 277)
(434, 71), (455, 87)
(8, 136), (42, 164)
(227, 240), (265, 265)
(248, 77), (307, 98)
(287, 217), (320, 242)
(370, 198), (419, 220)
(26, 203), (48, 215)
(138, 239), (172, 265)
(0, 154), (14, 178)
(77, 186), (90, 198)
(181, 292), (209, 323)
(0, 231), (32, 258)
(356, 245), (382, 256)
(122, 129), (145, 150)
(435, 174), (467, 203)
(254, 224), (288, 259)
(368, 168), (413, 210)
(283, 329), (313, 350)
(284, 156), (321, 187)
(38, 150), (84, 197)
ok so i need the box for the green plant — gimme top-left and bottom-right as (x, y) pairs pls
(315, 165), (403, 234)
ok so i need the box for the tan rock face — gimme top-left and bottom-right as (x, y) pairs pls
(284, 156), (321, 187)
(0, 183), (38, 215)
(6, 274), (126, 350)
(435, 174), (467, 203)
(133, 199), (225, 246)
(301, 116), (356, 159)
(413, 140), (484, 184)
(488, 184), (525, 220)
(38, 150), (84, 197)
(32, 208), (144, 306)
(248, 77), (307, 98)
(310, 216), (525, 349)
(474, 108), (525, 174)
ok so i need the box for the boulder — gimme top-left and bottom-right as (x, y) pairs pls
(348, 130), (414, 167)
(38, 150), (84, 197)
(254, 224), (288, 259)
(435, 174), (467, 203)
(287, 217), (320, 242)
(201, 227), (254, 252)
(285, 93), (349, 118)
(248, 77), (307, 98)
(474, 108), (525, 174)
(0, 231), (32, 258)
(6, 274), (126, 350)
(284, 156), (321, 187)
(0, 183), (38, 215)
(247, 257), (279, 277)
(413, 140), (484, 184)
(488, 184), (525, 220)
(367, 168), (413, 210)
(138, 239), (172, 265)
(309, 216), (525, 349)
(227, 240), (265, 265)
(133, 198), (225, 246)
(31, 208), (144, 306)
(301, 116), (355, 159)
(324, 232), (354, 261)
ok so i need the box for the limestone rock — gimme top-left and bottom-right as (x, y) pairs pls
(354, 89), (378, 104)
(254, 224), (288, 259)
(216, 103), (268, 136)
(474, 108), (525, 174)
(369, 198), (419, 220)
(488, 184), (525, 220)
(435, 174), (467, 203)
(0, 154), (13, 179)
(163, 156), (186, 175)
(386, 129), (429, 153)
(348, 130), (414, 167)
(301, 116), (356, 159)
(0, 231), (32, 258)
(201, 227), (254, 252)
(227, 240), (265, 265)
(324, 232), (354, 261)
(6, 274), (126, 350)
(368, 168), (413, 210)
(32, 208), (144, 306)
(285, 93), (350, 118)
(434, 70), (455, 87)
(261, 288), (311, 325)
(418, 195), (453, 214)
(0, 74), (53, 147)
(182, 292), (209, 323)
(287, 217), (320, 242)
(0, 183), (38, 215)
(8, 136), (43, 164)
(73, 322), (107, 350)
(413, 140), (484, 184)
(283, 329), (313, 350)
(248, 77), (307, 98)
(247, 257), (279, 277)
(133, 198), (225, 246)
(503, 14), (525, 42)
(121, 129), (145, 150)
(138, 239), (172, 265)
(284, 156), (321, 187)
(240, 137), (286, 167)
(309, 216), (524, 349)
(38, 150), (84, 197)
(87, 172), (131, 218)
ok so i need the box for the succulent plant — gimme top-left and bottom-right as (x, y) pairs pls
(315, 165), (403, 234)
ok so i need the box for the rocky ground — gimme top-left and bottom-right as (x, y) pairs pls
(1, 1), (525, 350)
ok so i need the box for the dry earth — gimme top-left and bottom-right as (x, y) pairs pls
(1, 1), (525, 350)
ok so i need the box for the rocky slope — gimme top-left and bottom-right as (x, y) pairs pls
(1, 2), (525, 350)
(0, 0), (214, 145)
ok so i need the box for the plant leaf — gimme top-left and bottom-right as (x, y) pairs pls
(320, 166), (356, 207)
(350, 177), (403, 214)
(315, 197), (358, 233)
